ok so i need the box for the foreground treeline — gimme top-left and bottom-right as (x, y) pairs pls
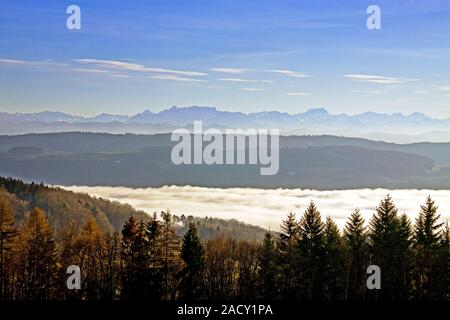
(0, 192), (449, 300)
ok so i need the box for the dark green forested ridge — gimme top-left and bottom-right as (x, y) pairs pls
(0, 177), (449, 300)
(1, 132), (450, 189)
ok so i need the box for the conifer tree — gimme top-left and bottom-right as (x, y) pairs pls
(396, 214), (413, 299)
(296, 201), (325, 299)
(368, 195), (400, 299)
(343, 209), (367, 300)
(146, 212), (163, 299)
(436, 222), (450, 299)
(277, 212), (298, 299)
(323, 217), (345, 300)
(121, 216), (150, 299)
(180, 221), (205, 300)
(160, 210), (181, 300)
(414, 196), (443, 247)
(258, 232), (277, 299)
(413, 196), (444, 299)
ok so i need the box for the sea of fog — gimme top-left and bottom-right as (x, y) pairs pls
(62, 186), (450, 230)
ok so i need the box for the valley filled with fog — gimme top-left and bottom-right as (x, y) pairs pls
(63, 185), (450, 230)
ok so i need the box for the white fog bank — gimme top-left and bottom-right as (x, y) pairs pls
(62, 186), (450, 230)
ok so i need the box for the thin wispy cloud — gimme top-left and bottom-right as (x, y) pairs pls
(345, 74), (420, 84)
(218, 78), (272, 83)
(207, 86), (230, 89)
(416, 90), (431, 94)
(210, 67), (247, 74)
(344, 48), (450, 60)
(71, 68), (113, 74)
(264, 69), (311, 78)
(0, 58), (208, 80)
(70, 68), (131, 79)
(435, 86), (450, 92)
(0, 58), (68, 68)
(240, 88), (264, 92)
(352, 90), (384, 95)
(74, 59), (207, 77)
(286, 92), (310, 96)
(109, 74), (130, 78)
(151, 74), (207, 82)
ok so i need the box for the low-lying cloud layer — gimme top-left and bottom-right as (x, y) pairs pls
(62, 186), (450, 230)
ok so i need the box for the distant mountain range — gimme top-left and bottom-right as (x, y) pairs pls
(1, 106), (450, 142)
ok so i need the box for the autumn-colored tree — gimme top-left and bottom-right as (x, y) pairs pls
(235, 240), (259, 299)
(77, 218), (104, 299)
(0, 198), (18, 299)
(120, 216), (148, 299)
(19, 207), (57, 300)
(160, 211), (181, 300)
(204, 237), (238, 300)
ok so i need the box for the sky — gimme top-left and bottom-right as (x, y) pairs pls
(0, 0), (449, 117)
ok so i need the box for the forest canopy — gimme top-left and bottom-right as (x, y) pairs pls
(0, 177), (448, 300)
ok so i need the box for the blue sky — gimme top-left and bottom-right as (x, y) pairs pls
(0, 0), (449, 117)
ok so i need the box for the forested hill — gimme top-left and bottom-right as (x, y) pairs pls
(0, 177), (266, 240)
(1, 132), (450, 189)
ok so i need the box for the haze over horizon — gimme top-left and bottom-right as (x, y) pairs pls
(2, 105), (450, 120)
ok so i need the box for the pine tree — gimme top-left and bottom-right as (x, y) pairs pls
(179, 221), (205, 300)
(396, 214), (413, 299)
(414, 196), (443, 247)
(436, 222), (450, 299)
(146, 212), (163, 299)
(343, 209), (367, 300)
(258, 232), (277, 299)
(368, 195), (400, 299)
(296, 201), (325, 299)
(0, 198), (18, 299)
(120, 216), (150, 299)
(413, 196), (445, 299)
(323, 217), (345, 300)
(160, 210), (181, 300)
(277, 212), (298, 299)
(20, 207), (57, 300)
